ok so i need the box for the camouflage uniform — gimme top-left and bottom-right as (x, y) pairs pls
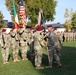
(19, 28), (28, 60)
(56, 32), (63, 57)
(46, 31), (61, 67)
(64, 32), (67, 42)
(10, 29), (19, 62)
(1, 29), (10, 64)
(34, 30), (45, 69)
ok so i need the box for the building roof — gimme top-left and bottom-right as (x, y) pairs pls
(43, 23), (65, 28)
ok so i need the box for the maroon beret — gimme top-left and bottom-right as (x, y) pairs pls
(47, 25), (52, 28)
(2, 29), (6, 32)
(30, 28), (34, 30)
(54, 28), (57, 30)
(36, 26), (43, 31)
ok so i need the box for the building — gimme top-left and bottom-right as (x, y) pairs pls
(44, 22), (66, 32)
(4, 20), (8, 25)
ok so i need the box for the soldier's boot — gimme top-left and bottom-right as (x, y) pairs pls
(22, 57), (28, 60)
(13, 59), (16, 62)
(36, 66), (44, 70)
(3, 62), (6, 64)
(45, 65), (52, 68)
(45, 62), (52, 68)
(57, 63), (62, 68)
(16, 59), (20, 62)
(6, 61), (9, 64)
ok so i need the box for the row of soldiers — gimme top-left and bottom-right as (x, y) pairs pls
(0, 25), (63, 69)
(63, 31), (76, 42)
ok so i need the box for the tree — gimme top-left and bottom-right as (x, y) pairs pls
(5, 0), (57, 27)
(64, 8), (73, 31)
(64, 20), (72, 31)
(0, 11), (6, 29)
(71, 12), (76, 30)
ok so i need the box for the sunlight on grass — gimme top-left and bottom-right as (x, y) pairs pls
(0, 41), (76, 75)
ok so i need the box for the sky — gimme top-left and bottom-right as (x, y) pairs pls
(0, 0), (76, 24)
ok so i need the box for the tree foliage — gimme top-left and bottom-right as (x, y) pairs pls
(71, 12), (76, 30)
(5, 0), (57, 27)
(0, 11), (5, 29)
(64, 8), (73, 31)
(64, 20), (72, 31)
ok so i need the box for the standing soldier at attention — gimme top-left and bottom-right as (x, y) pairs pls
(1, 28), (11, 64)
(10, 29), (20, 62)
(18, 28), (28, 60)
(46, 25), (61, 68)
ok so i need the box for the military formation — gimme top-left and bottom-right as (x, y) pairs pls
(63, 31), (76, 42)
(1, 25), (75, 69)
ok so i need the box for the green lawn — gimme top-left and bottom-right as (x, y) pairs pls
(0, 41), (76, 75)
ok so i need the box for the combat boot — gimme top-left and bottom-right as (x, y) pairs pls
(16, 59), (20, 62)
(45, 65), (52, 68)
(22, 57), (28, 60)
(36, 66), (44, 70)
(57, 63), (62, 68)
(13, 59), (16, 62)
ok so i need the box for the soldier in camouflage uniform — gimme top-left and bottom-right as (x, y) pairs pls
(33, 26), (45, 69)
(54, 29), (63, 66)
(10, 29), (20, 62)
(1, 29), (11, 64)
(18, 28), (28, 60)
(64, 32), (67, 42)
(46, 25), (61, 68)
(54, 30), (63, 56)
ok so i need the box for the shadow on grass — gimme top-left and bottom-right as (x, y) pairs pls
(27, 50), (35, 67)
(2, 45), (76, 75)
(39, 46), (76, 75)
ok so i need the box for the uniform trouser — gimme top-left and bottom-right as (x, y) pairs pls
(35, 50), (42, 67)
(20, 45), (28, 59)
(1, 47), (9, 62)
(29, 41), (34, 55)
(11, 45), (19, 60)
(56, 48), (61, 58)
(48, 46), (61, 66)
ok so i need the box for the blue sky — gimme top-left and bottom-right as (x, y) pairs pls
(0, 0), (76, 24)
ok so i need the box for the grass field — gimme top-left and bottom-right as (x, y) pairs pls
(0, 41), (76, 75)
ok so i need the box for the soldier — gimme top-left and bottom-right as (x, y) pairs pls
(64, 31), (67, 42)
(1, 28), (11, 64)
(73, 31), (76, 41)
(54, 29), (63, 65)
(46, 25), (61, 68)
(29, 28), (35, 59)
(33, 26), (45, 69)
(10, 29), (20, 62)
(18, 28), (28, 60)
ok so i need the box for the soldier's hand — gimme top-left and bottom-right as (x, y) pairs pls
(3, 45), (6, 48)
